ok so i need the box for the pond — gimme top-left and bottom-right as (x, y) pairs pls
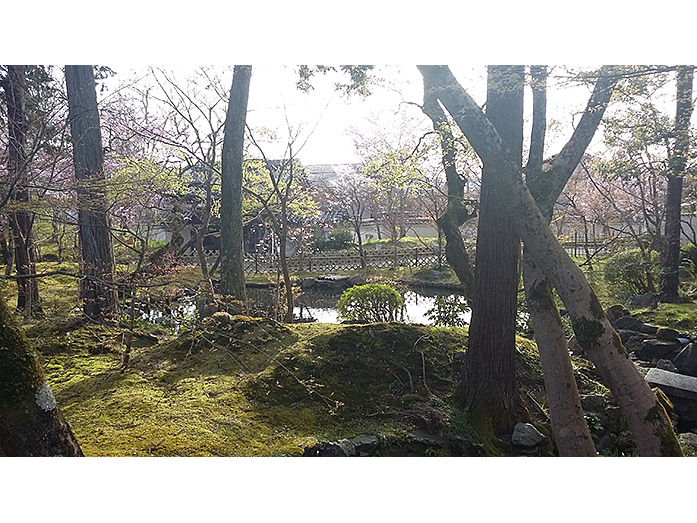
(141, 285), (471, 330)
(249, 286), (471, 326)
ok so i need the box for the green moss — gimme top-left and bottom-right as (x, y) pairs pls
(4, 263), (625, 457)
(635, 302), (697, 332)
(644, 403), (683, 457)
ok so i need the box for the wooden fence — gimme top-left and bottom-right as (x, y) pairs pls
(180, 246), (443, 273)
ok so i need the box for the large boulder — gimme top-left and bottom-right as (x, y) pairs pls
(511, 423), (547, 448)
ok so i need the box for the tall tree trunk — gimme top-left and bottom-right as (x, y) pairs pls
(220, 65), (252, 302)
(420, 65), (682, 456)
(422, 75), (475, 298)
(4, 65), (42, 318)
(65, 65), (118, 321)
(458, 66), (525, 434)
(660, 66), (694, 303)
(0, 293), (83, 456)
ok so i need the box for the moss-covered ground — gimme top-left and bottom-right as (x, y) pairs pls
(8, 304), (619, 457)
(4, 257), (695, 457)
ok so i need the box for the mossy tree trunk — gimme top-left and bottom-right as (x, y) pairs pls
(519, 65), (618, 456)
(220, 65), (252, 302)
(523, 66), (615, 456)
(65, 65), (118, 321)
(458, 66), (525, 434)
(3, 65), (42, 318)
(419, 65), (682, 456)
(659, 66), (694, 303)
(0, 294), (83, 456)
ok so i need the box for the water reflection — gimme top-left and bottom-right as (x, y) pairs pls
(142, 286), (472, 330)
(294, 287), (471, 325)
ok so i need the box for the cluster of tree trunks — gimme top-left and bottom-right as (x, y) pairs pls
(419, 65), (682, 456)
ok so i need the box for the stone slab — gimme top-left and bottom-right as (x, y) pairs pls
(645, 368), (697, 400)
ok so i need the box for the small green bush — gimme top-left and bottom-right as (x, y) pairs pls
(603, 249), (659, 302)
(425, 295), (470, 327)
(336, 284), (404, 323)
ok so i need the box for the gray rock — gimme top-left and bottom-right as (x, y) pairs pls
(605, 304), (630, 324)
(656, 327), (680, 341)
(673, 344), (697, 377)
(638, 339), (682, 359)
(346, 274), (367, 288)
(300, 277), (318, 289)
(645, 368), (697, 401)
(305, 434), (380, 457)
(614, 315), (646, 331)
(349, 434), (379, 455)
(678, 432), (697, 453)
(619, 330), (653, 353)
(511, 423), (547, 448)
(638, 323), (660, 335)
(657, 359), (679, 372)
(627, 293), (658, 309)
(317, 439), (357, 457)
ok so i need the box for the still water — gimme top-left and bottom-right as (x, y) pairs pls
(143, 287), (471, 330)
(293, 288), (471, 325)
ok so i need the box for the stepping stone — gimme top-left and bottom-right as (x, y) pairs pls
(645, 368), (697, 401)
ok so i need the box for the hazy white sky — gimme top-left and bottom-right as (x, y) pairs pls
(101, 63), (689, 171)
